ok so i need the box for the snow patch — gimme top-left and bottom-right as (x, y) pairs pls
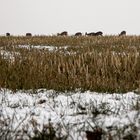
(0, 89), (140, 139)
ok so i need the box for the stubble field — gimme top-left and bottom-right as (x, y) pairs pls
(0, 35), (140, 93)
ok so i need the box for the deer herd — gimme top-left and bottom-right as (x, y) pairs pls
(5, 31), (127, 37)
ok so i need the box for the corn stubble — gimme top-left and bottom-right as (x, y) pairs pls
(0, 35), (140, 93)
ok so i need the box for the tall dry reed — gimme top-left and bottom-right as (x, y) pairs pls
(0, 35), (140, 92)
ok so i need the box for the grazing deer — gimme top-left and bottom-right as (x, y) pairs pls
(26, 33), (32, 37)
(119, 31), (126, 36)
(57, 31), (68, 36)
(6, 33), (10, 36)
(85, 32), (96, 36)
(75, 32), (82, 36)
(85, 31), (103, 36)
(95, 31), (103, 36)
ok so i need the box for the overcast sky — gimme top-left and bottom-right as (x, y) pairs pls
(0, 0), (140, 35)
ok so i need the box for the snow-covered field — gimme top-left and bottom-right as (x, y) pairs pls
(0, 89), (140, 140)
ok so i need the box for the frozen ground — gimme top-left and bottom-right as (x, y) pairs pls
(0, 89), (140, 140)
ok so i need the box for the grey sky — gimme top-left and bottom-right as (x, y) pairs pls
(0, 0), (140, 35)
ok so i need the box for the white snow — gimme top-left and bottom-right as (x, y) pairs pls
(18, 45), (68, 51)
(1, 45), (139, 63)
(0, 50), (20, 62)
(0, 89), (140, 139)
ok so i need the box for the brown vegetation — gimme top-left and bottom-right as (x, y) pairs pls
(0, 35), (140, 92)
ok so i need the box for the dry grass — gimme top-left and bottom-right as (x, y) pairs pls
(0, 35), (140, 93)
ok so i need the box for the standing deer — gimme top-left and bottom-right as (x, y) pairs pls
(75, 32), (82, 36)
(57, 31), (68, 36)
(85, 31), (103, 36)
(95, 31), (103, 36)
(119, 31), (126, 36)
(26, 33), (32, 37)
(85, 32), (96, 36)
(6, 33), (10, 36)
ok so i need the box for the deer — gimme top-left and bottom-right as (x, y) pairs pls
(85, 32), (96, 36)
(119, 31), (126, 36)
(95, 31), (103, 36)
(26, 33), (32, 37)
(57, 31), (68, 36)
(85, 31), (103, 36)
(75, 32), (82, 36)
(6, 33), (10, 36)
